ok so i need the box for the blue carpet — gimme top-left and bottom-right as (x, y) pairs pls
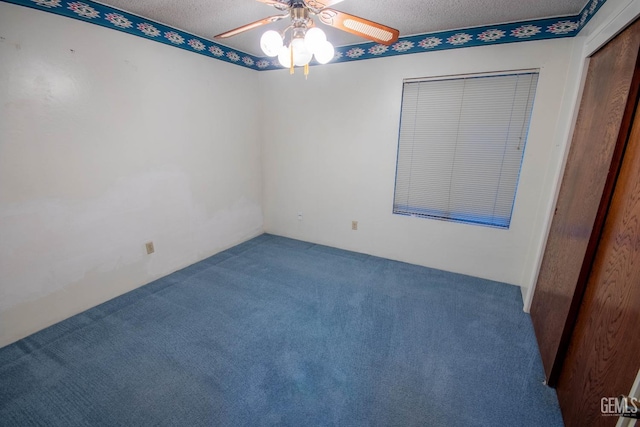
(0, 234), (563, 426)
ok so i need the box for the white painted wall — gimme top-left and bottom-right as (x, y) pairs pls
(260, 38), (578, 293)
(2, 0), (635, 349)
(0, 2), (263, 347)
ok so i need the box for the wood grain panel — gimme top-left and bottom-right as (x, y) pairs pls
(556, 85), (640, 427)
(530, 19), (640, 385)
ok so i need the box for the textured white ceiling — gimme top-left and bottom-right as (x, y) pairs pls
(97, 0), (588, 56)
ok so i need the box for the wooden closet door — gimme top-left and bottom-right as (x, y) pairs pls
(556, 86), (640, 427)
(530, 19), (640, 385)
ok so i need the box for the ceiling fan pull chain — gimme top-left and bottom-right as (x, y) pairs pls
(304, 63), (309, 79)
(290, 44), (294, 74)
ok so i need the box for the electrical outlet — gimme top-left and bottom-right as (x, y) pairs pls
(352, 221), (358, 230)
(145, 242), (155, 254)
(297, 212), (303, 221)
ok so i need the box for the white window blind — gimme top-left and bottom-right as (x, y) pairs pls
(393, 71), (539, 228)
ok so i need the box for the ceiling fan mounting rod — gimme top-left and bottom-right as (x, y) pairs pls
(291, 4), (311, 28)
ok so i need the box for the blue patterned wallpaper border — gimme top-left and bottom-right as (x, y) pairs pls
(1, 0), (608, 71)
(0, 0), (264, 69)
(327, 0), (606, 66)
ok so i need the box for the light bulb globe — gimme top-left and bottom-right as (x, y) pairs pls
(277, 44), (291, 68)
(291, 37), (312, 66)
(304, 27), (326, 54)
(291, 37), (306, 54)
(260, 30), (283, 57)
(314, 40), (335, 64)
(294, 49), (312, 66)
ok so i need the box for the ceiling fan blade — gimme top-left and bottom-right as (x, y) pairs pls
(318, 9), (399, 45)
(305, 0), (344, 10)
(214, 14), (288, 39)
(256, 0), (290, 6)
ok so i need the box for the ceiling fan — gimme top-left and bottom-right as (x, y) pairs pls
(214, 0), (400, 70)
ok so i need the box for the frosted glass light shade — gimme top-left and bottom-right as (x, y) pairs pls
(294, 50), (312, 66)
(261, 30), (283, 57)
(291, 37), (305, 54)
(314, 40), (335, 64)
(277, 45), (291, 67)
(292, 37), (312, 66)
(304, 27), (326, 54)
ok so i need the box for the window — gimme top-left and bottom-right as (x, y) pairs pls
(393, 71), (539, 228)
